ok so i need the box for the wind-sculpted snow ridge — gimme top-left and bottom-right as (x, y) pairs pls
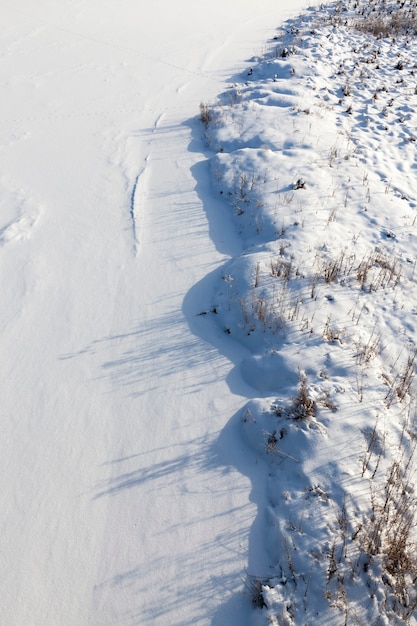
(203, 1), (417, 623)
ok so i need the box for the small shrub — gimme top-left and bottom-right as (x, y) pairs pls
(291, 372), (317, 421)
(199, 102), (211, 126)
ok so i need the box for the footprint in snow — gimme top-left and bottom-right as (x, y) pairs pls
(0, 212), (38, 245)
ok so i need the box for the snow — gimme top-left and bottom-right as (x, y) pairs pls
(0, 1), (314, 625)
(3, 0), (417, 624)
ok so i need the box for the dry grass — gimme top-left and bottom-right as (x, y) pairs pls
(244, 573), (268, 608)
(354, 7), (417, 38)
(385, 347), (417, 408)
(360, 450), (417, 615)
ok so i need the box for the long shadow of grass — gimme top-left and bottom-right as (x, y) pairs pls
(94, 428), (258, 625)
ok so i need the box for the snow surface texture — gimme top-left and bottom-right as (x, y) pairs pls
(202, 1), (417, 624)
(0, 1), (317, 625)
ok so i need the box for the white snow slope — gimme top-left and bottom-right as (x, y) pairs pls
(0, 1), (315, 626)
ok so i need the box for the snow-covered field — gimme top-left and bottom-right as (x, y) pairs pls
(0, 1), (313, 625)
(3, 0), (417, 624)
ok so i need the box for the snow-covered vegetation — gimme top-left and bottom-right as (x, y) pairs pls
(201, 1), (417, 623)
